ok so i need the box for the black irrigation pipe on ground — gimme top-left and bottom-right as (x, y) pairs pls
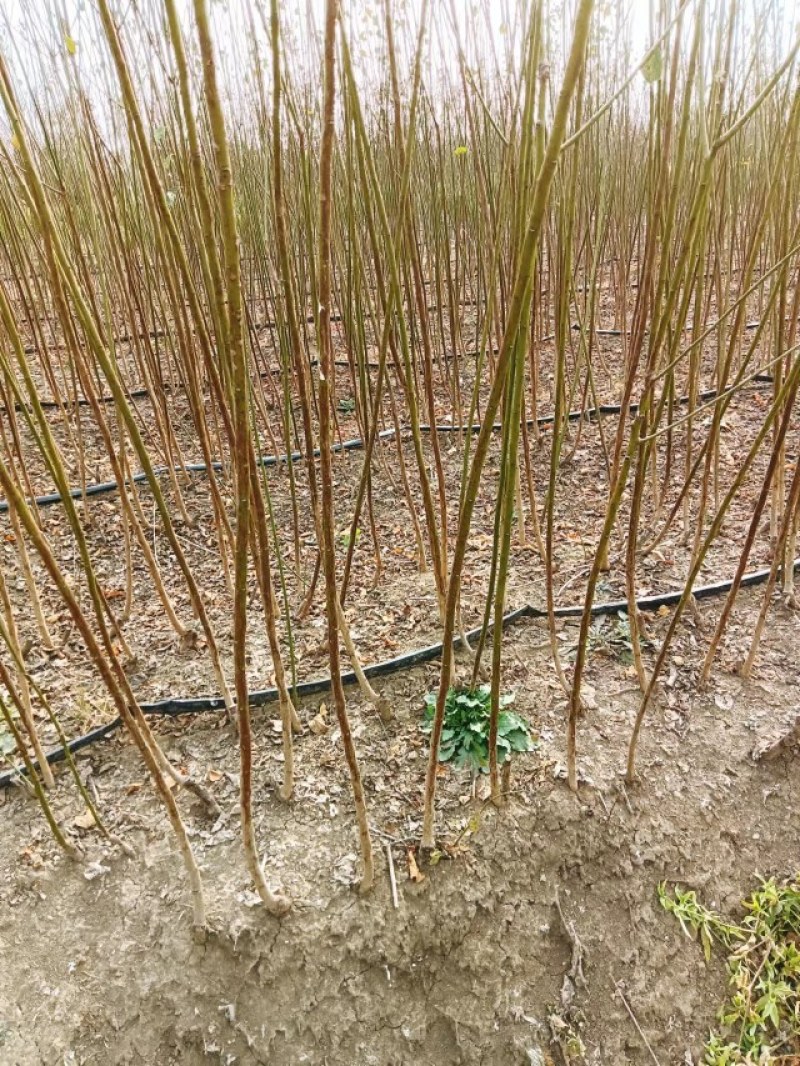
(1, 356), (367, 413)
(4, 318), (773, 412)
(4, 385), (155, 413)
(0, 432), (384, 513)
(477, 319), (770, 351)
(3, 359), (399, 413)
(0, 377), (777, 514)
(2, 554), (798, 790)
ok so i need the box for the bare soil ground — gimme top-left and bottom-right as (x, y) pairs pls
(1, 584), (798, 1066)
(3, 295), (798, 1063)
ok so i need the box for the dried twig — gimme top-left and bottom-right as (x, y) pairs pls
(554, 887), (587, 989)
(386, 843), (399, 910)
(614, 981), (662, 1066)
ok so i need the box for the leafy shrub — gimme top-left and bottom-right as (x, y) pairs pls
(421, 685), (534, 773)
(659, 878), (800, 1064)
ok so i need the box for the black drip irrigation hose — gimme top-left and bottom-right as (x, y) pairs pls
(0, 356), (356, 409)
(2, 553), (798, 790)
(469, 318), (771, 355)
(4, 385), (155, 413)
(0, 376), (776, 515)
(3, 319), (773, 413)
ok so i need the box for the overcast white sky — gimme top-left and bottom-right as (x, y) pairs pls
(0, 0), (794, 133)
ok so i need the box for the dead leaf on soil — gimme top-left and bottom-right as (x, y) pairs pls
(179, 629), (199, 653)
(407, 849), (425, 883)
(20, 846), (44, 868)
(309, 703), (329, 735)
(83, 861), (110, 881)
(751, 714), (800, 761)
(73, 810), (97, 830)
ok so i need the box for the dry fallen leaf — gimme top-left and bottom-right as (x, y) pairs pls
(21, 846), (44, 868)
(84, 861), (110, 882)
(179, 629), (199, 653)
(206, 768), (223, 783)
(309, 703), (329, 736)
(407, 848), (425, 883)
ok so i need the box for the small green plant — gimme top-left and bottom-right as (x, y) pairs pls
(336, 526), (361, 548)
(570, 610), (642, 664)
(659, 877), (800, 1064)
(0, 706), (20, 759)
(421, 685), (534, 772)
